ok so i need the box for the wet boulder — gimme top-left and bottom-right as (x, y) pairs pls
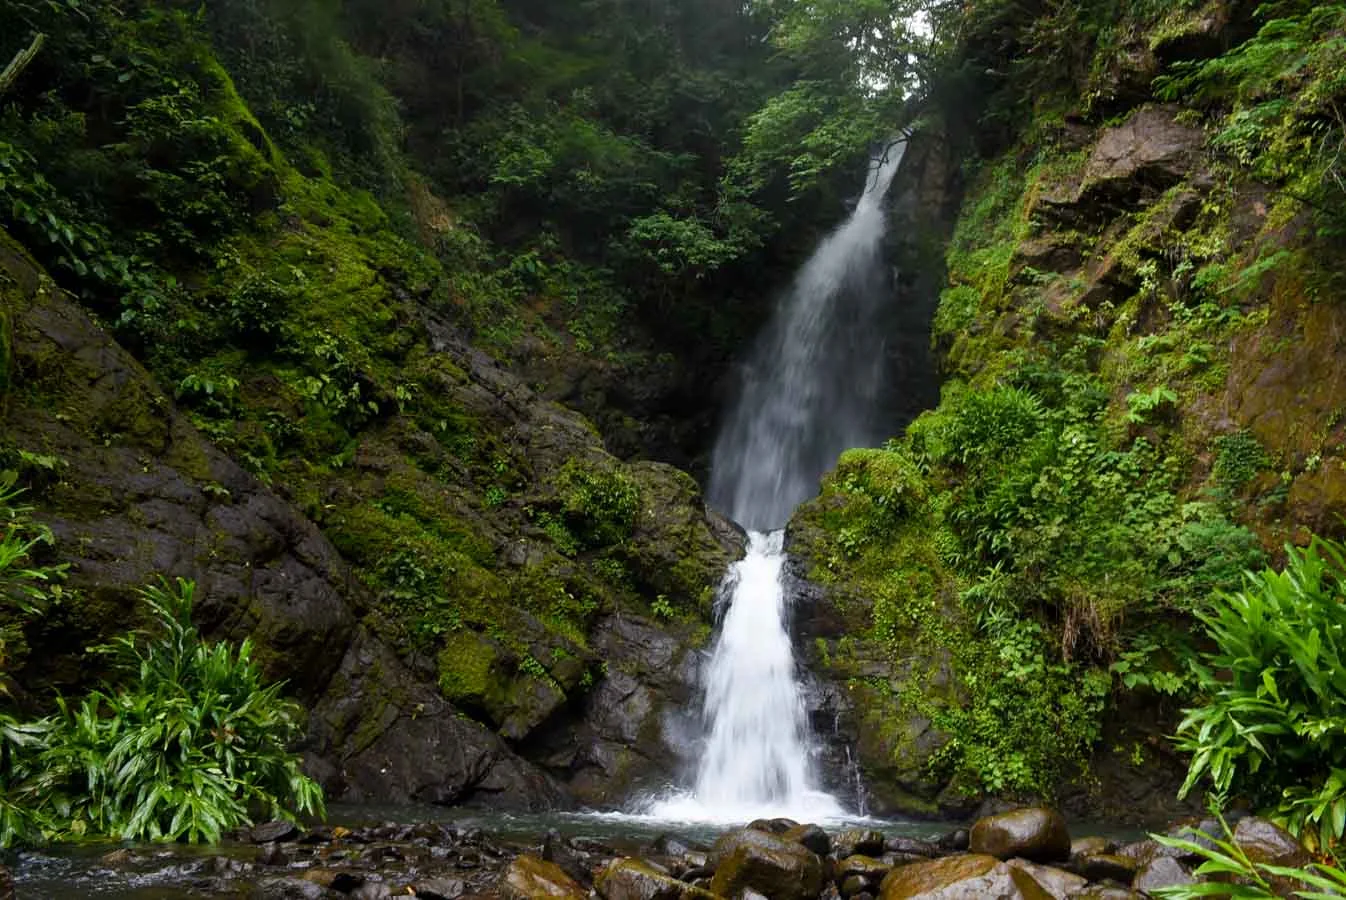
(1005, 859), (1086, 899)
(411, 878), (467, 900)
(878, 854), (1053, 899)
(834, 828), (887, 860)
(782, 822), (831, 856)
(1233, 816), (1312, 896)
(597, 858), (715, 900)
(1073, 853), (1138, 884)
(709, 828), (824, 900)
(500, 854), (588, 899)
(1132, 856), (1196, 894)
(1069, 837), (1114, 858)
(969, 807), (1071, 862)
(837, 855), (892, 896)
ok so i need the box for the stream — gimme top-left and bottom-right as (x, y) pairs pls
(11, 805), (953, 898)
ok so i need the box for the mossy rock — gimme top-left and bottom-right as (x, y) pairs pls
(619, 460), (742, 618)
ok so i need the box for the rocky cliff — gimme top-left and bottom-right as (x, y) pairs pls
(0, 224), (740, 809)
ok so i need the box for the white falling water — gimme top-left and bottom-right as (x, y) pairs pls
(647, 142), (906, 824)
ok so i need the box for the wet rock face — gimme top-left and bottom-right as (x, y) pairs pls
(1079, 105), (1206, 200)
(1, 231), (743, 812)
(1, 236), (565, 810)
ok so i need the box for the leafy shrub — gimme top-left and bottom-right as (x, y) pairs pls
(2, 579), (323, 846)
(1176, 538), (1346, 850)
(555, 458), (641, 549)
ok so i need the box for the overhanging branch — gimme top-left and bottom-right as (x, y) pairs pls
(0, 33), (46, 96)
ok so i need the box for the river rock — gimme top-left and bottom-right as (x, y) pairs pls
(1132, 856), (1196, 893)
(709, 828), (824, 900)
(543, 829), (592, 885)
(0, 865), (11, 900)
(934, 828), (969, 852)
(969, 807), (1071, 862)
(1005, 859), (1086, 899)
(1073, 853), (1138, 884)
(834, 828), (887, 859)
(783, 822), (832, 856)
(257, 877), (331, 899)
(837, 855), (892, 894)
(1233, 816), (1312, 896)
(1069, 837), (1114, 858)
(500, 854), (588, 899)
(302, 869), (364, 892)
(597, 858), (714, 900)
(877, 854), (1053, 899)
(252, 820), (301, 843)
(884, 836), (938, 857)
(412, 878), (467, 900)
(1233, 816), (1309, 867)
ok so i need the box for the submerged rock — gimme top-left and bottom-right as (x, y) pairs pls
(969, 807), (1072, 862)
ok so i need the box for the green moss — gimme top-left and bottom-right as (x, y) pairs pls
(436, 631), (504, 709)
(556, 457), (642, 548)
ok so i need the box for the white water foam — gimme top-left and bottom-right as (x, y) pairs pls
(646, 532), (845, 824)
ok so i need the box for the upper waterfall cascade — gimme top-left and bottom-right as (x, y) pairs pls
(648, 142), (906, 823)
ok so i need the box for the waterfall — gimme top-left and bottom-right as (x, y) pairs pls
(648, 142), (905, 823)
(708, 141), (906, 532)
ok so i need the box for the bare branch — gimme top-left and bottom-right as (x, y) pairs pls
(0, 33), (46, 97)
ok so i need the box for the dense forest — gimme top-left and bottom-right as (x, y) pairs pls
(3, 0), (1346, 895)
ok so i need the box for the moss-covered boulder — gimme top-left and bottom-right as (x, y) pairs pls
(499, 854), (588, 900)
(709, 828), (824, 900)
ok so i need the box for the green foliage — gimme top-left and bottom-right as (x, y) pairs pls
(1155, 3), (1346, 232)
(933, 619), (1111, 796)
(1176, 538), (1346, 851)
(0, 579), (321, 846)
(1148, 817), (1346, 899)
(555, 458), (642, 549)
(1125, 385), (1179, 424)
(0, 471), (65, 620)
(1214, 430), (1271, 494)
